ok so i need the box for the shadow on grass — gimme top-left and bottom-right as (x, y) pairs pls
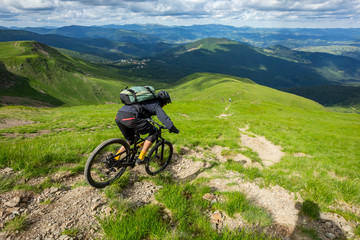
(290, 200), (347, 240)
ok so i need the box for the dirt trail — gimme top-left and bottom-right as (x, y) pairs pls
(239, 125), (285, 166)
(0, 124), (356, 239)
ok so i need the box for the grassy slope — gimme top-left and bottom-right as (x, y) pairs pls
(172, 73), (359, 206)
(0, 73), (359, 237)
(0, 41), (161, 106)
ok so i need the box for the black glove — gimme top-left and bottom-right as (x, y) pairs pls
(169, 125), (180, 134)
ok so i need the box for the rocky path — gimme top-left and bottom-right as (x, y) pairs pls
(0, 125), (357, 239)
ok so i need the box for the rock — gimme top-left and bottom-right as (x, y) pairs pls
(59, 235), (71, 240)
(2, 167), (13, 174)
(104, 207), (112, 216)
(5, 196), (21, 207)
(210, 210), (223, 230)
(203, 193), (216, 201)
(49, 187), (59, 194)
(325, 221), (332, 228)
(91, 202), (102, 211)
(325, 232), (336, 239)
(342, 225), (352, 233)
(211, 211), (222, 220)
(6, 207), (20, 213)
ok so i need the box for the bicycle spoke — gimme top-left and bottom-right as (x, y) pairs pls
(85, 139), (129, 188)
(145, 141), (173, 175)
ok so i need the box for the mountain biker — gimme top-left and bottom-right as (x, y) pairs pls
(115, 90), (180, 164)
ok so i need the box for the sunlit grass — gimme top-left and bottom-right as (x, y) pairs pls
(0, 72), (359, 237)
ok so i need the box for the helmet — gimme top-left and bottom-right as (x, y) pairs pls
(157, 90), (171, 106)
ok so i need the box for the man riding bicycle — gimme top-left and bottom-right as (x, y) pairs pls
(115, 90), (179, 165)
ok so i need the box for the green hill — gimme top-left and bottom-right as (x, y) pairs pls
(0, 72), (359, 239)
(171, 72), (324, 110)
(0, 41), (157, 106)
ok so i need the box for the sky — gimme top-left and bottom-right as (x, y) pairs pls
(0, 0), (359, 28)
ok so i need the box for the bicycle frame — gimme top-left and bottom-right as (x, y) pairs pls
(112, 118), (166, 168)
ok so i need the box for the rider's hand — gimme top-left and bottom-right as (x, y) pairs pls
(169, 125), (180, 134)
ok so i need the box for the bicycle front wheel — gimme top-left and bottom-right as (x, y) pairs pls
(145, 140), (173, 176)
(84, 138), (130, 188)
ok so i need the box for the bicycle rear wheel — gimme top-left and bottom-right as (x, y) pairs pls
(145, 140), (173, 175)
(84, 138), (130, 188)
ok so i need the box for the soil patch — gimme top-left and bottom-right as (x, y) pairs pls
(239, 128), (284, 166)
(0, 181), (105, 240)
(0, 119), (35, 129)
(208, 177), (300, 234)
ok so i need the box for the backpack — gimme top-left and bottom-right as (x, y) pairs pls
(120, 86), (157, 105)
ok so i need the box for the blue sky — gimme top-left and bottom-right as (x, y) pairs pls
(0, 0), (359, 28)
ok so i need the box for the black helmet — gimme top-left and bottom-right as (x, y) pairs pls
(157, 90), (171, 106)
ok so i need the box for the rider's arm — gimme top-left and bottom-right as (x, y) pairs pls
(143, 101), (179, 133)
(154, 104), (174, 130)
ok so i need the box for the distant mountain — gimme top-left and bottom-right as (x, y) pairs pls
(22, 25), (161, 44)
(0, 29), (176, 60)
(4, 24), (360, 59)
(131, 38), (360, 89)
(102, 24), (360, 49)
(0, 29), (128, 60)
(8, 24), (360, 49)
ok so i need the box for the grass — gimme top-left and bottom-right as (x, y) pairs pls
(0, 72), (359, 238)
(61, 228), (80, 237)
(213, 191), (272, 226)
(2, 215), (28, 232)
(99, 204), (169, 240)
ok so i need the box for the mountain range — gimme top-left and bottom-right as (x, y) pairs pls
(1, 24), (360, 109)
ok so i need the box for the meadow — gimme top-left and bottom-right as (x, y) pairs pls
(1, 73), (359, 238)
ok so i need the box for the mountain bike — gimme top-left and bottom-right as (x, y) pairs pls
(84, 118), (173, 188)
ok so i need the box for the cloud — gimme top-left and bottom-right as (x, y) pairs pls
(1, 0), (60, 11)
(0, 0), (359, 27)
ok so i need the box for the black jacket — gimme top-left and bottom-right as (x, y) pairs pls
(119, 100), (174, 130)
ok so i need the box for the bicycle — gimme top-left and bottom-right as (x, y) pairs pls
(84, 118), (174, 188)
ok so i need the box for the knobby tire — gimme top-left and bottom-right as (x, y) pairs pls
(84, 138), (130, 188)
(145, 140), (173, 175)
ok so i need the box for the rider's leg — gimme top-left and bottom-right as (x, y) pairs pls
(137, 126), (158, 162)
(114, 140), (131, 161)
(115, 112), (135, 160)
(138, 139), (153, 160)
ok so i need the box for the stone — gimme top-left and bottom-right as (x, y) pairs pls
(325, 232), (336, 239)
(91, 202), (102, 211)
(59, 235), (70, 240)
(203, 193), (216, 201)
(211, 211), (223, 223)
(104, 207), (112, 216)
(49, 187), (59, 194)
(342, 225), (352, 233)
(325, 221), (332, 228)
(5, 196), (21, 207)
(6, 207), (20, 213)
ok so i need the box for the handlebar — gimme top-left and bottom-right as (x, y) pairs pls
(146, 118), (166, 129)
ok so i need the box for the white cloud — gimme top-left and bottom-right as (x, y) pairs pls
(0, 0), (359, 27)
